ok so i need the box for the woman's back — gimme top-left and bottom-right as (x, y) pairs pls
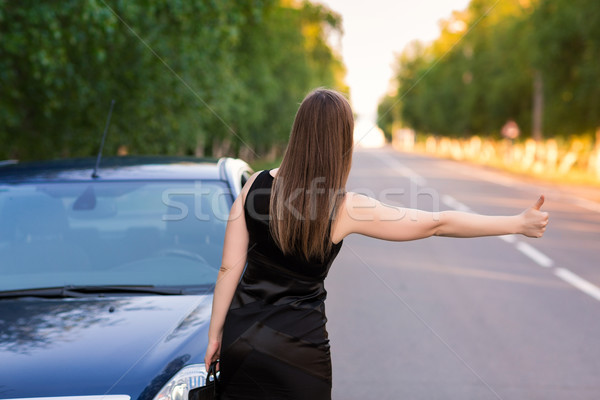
(218, 169), (343, 399)
(204, 88), (548, 400)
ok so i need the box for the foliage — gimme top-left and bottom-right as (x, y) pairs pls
(379, 0), (600, 140)
(531, 0), (600, 135)
(0, 0), (347, 160)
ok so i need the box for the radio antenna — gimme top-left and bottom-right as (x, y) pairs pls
(92, 99), (115, 179)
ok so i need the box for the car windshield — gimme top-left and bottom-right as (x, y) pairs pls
(0, 180), (232, 293)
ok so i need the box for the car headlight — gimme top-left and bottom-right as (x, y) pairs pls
(153, 364), (208, 400)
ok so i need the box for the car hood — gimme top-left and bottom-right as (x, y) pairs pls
(0, 294), (212, 399)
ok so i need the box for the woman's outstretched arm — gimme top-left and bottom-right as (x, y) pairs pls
(435, 196), (547, 238)
(332, 193), (548, 243)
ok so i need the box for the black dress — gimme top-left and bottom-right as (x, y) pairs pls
(219, 169), (343, 399)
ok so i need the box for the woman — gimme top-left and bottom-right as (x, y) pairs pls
(204, 88), (548, 399)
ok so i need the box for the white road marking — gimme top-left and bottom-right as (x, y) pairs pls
(515, 241), (554, 268)
(555, 268), (600, 302)
(411, 149), (600, 215)
(498, 234), (517, 244)
(374, 149), (600, 303)
(442, 192), (600, 303)
(441, 196), (554, 269)
(437, 160), (517, 188)
(573, 197), (600, 213)
(378, 152), (427, 186)
(441, 194), (472, 212)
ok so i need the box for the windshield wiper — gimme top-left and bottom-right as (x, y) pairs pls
(0, 285), (184, 299)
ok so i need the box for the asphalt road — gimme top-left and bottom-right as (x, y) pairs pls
(326, 147), (600, 400)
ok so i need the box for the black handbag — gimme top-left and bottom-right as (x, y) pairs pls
(189, 362), (219, 400)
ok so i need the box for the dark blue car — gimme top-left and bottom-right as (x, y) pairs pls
(0, 156), (252, 400)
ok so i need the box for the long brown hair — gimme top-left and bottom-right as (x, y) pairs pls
(270, 88), (354, 261)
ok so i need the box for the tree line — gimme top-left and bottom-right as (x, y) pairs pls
(0, 0), (347, 161)
(378, 0), (600, 142)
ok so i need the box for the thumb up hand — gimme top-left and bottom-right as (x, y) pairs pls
(520, 195), (549, 238)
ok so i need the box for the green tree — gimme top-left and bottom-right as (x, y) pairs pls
(531, 0), (600, 136)
(0, 0), (347, 161)
(380, 0), (600, 141)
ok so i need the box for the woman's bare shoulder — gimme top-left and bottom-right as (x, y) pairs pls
(344, 191), (374, 204)
(239, 170), (263, 200)
(331, 191), (370, 243)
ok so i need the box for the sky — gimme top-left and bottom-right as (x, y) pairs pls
(319, 0), (472, 124)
